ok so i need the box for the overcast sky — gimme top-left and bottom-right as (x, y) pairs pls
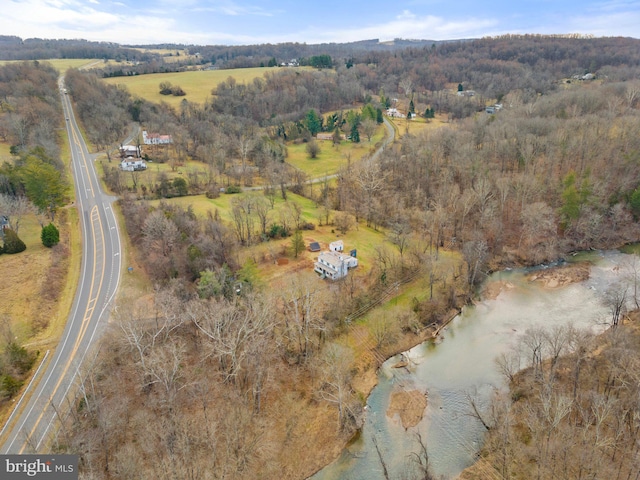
(2, 0), (640, 46)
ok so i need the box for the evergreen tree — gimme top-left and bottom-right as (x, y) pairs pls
(630, 186), (640, 218)
(457, 83), (464, 92)
(2, 228), (26, 254)
(561, 172), (581, 225)
(376, 108), (384, 124)
(350, 123), (360, 143)
(361, 103), (377, 122)
(41, 222), (60, 248)
(305, 109), (322, 136)
(291, 230), (305, 258)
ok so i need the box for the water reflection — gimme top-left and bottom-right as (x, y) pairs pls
(313, 250), (633, 480)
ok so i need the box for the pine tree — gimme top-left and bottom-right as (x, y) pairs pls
(350, 123), (360, 143)
(2, 228), (26, 254)
(41, 222), (60, 248)
(291, 230), (305, 258)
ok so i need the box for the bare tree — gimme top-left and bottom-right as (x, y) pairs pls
(361, 117), (377, 143)
(279, 272), (328, 363)
(0, 194), (33, 235)
(316, 343), (359, 430)
(604, 283), (628, 328)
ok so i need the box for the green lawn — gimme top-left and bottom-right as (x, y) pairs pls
(102, 67), (282, 108)
(287, 125), (386, 177)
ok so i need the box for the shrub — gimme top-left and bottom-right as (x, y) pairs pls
(224, 185), (242, 194)
(6, 342), (36, 375)
(41, 223), (60, 248)
(172, 177), (188, 196)
(268, 224), (289, 239)
(171, 85), (186, 96)
(2, 228), (26, 254)
(301, 222), (316, 230)
(1, 375), (23, 399)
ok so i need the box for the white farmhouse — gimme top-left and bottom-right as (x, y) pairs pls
(143, 130), (173, 145)
(314, 247), (358, 280)
(120, 159), (147, 171)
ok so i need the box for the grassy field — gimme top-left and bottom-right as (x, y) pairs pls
(287, 127), (386, 177)
(103, 67), (281, 108)
(388, 113), (450, 137)
(0, 58), (99, 72)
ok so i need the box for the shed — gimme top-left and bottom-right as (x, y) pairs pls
(309, 242), (321, 252)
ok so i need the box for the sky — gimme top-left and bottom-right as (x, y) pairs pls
(2, 0), (640, 46)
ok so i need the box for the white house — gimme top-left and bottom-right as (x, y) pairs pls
(314, 243), (358, 280)
(386, 108), (405, 118)
(143, 130), (173, 145)
(120, 159), (147, 172)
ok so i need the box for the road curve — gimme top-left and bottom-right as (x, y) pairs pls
(0, 76), (122, 453)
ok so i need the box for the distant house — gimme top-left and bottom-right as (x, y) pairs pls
(120, 159), (147, 172)
(143, 130), (173, 145)
(486, 104), (503, 114)
(119, 145), (141, 158)
(280, 59), (299, 67)
(386, 108), (405, 118)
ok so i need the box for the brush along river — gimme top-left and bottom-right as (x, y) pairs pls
(312, 250), (635, 479)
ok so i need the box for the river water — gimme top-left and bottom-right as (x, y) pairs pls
(312, 250), (635, 480)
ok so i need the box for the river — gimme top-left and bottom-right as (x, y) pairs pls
(312, 250), (635, 480)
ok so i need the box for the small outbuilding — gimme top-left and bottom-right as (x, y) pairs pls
(309, 242), (321, 252)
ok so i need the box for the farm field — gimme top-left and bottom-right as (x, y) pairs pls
(0, 58), (99, 71)
(103, 66), (282, 108)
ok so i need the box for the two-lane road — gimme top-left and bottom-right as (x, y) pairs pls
(0, 77), (122, 453)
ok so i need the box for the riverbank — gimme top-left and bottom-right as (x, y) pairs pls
(480, 261), (592, 300)
(460, 309), (640, 479)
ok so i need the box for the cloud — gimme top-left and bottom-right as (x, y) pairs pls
(566, 10), (640, 37)
(275, 11), (500, 44)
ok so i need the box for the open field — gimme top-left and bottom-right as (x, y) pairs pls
(103, 67), (281, 108)
(0, 208), (80, 349)
(388, 113), (450, 137)
(287, 127), (385, 177)
(0, 58), (99, 72)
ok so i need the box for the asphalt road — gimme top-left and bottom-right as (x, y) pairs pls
(0, 77), (122, 453)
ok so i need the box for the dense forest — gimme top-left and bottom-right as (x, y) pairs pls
(3, 35), (640, 478)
